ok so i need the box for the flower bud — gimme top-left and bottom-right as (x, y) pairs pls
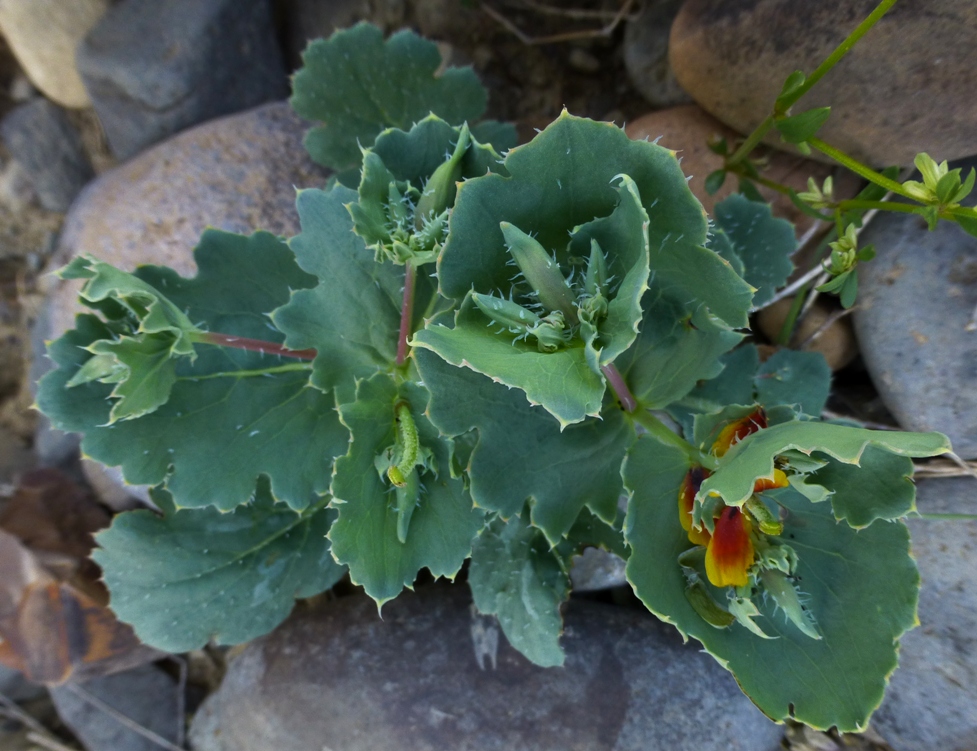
(501, 222), (578, 324)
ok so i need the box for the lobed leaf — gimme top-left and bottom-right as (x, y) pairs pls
(469, 512), (570, 667)
(624, 436), (920, 731)
(329, 373), (484, 604)
(415, 348), (632, 544)
(94, 482), (344, 653)
(291, 23), (487, 172)
(38, 231), (346, 512)
(754, 349), (831, 416)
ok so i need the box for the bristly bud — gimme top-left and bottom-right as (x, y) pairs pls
(760, 569), (821, 640)
(415, 123), (470, 228)
(472, 292), (568, 352)
(584, 238), (608, 297)
(500, 222), (578, 324)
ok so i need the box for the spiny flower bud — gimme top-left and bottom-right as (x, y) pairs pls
(500, 222), (578, 324)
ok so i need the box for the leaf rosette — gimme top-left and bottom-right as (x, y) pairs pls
(414, 112), (753, 425)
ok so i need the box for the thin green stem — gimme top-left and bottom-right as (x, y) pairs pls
(727, 115), (775, 167)
(807, 138), (911, 198)
(779, 0), (899, 110)
(397, 261), (417, 366)
(630, 409), (714, 468)
(836, 199), (921, 215)
(177, 362), (312, 381)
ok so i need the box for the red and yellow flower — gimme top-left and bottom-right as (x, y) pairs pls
(712, 408), (767, 457)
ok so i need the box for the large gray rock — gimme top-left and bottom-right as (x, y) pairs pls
(50, 664), (180, 751)
(189, 587), (783, 751)
(1, 99), (94, 212)
(853, 161), (977, 458)
(873, 478), (977, 751)
(77, 0), (288, 160)
(623, 0), (691, 109)
(670, 0), (977, 166)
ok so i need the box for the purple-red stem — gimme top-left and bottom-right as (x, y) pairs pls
(198, 332), (317, 361)
(601, 363), (637, 413)
(396, 262), (417, 366)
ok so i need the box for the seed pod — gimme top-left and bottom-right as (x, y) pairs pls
(415, 123), (470, 228)
(684, 578), (735, 628)
(472, 292), (541, 332)
(761, 569), (821, 640)
(745, 496), (784, 536)
(584, 238), (608, 298)
(500, 222), (578, 324)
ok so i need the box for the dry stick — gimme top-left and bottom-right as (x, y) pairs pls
(25, 732), (80, 751)
(0, 692), (49, 736)
(62, 683), (185, 751)
(482, 0), (635, 45)
(516, 0), (640, 21)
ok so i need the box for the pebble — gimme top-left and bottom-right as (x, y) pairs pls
(0, 0), (109, 108)
(0, 99), (94, 212)
(872, 477), (977, 751)
(669, 0), (977, 167)
(569, 547), (628, 592)
(853, 159), (977, 458)
(625, 105), (859, 234)
(756, 297), (858, 372)
(50, 664), (180, 751)
(622, 0), (691, 108)
(189, 586), (783, 751)
(77, 0), (288, 160)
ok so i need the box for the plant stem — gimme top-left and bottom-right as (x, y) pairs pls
(601, 363), (637, 412)
(397, 261), (417, 366)
(807, 138), (911, 197)
(630, 408), (713, 468)
(836, 198), (920, 215)
(727, 115), (775, 167)
(778, 0), (899, 110)
(194, 332), (317, 360)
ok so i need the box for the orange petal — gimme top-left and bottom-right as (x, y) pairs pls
(705, 506), (755, 588)
(678, 466), (711, 546)
(713, 408), (767, 457)
(753, 468), (788, 493)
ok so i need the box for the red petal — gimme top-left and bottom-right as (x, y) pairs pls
(705, 506), (755, 588)
(713, 408), (767, 457)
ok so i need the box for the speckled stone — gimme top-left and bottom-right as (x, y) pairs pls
(623, 0), (691, 108)
(44, 100), (328, 342)
(873, 478), (977, 751)
(852, 159), (977, 458)
(669, 0), (977, 166)
(189, 586), (783, 751)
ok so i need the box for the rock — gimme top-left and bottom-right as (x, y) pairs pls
(1, 99), (94, 212)
(569, 547), (628, 592)
(189, 586), (783, 751)
(872, 478), (977, 751)
(44, 100), (328, 342)
(625, 105), (860, 234)
(0, 424), (33, 485)
(852, 160), (977, 458)
(50, 664), (180, 751)
(77, 0), (288, 160)
(0, 664), (45, 702)
(277, 0), (369, 69)
(756, 297), (858, 372)
(623, 0), (691, 108)
(670, 0), (977, 167)
(0, 0), (109, 108)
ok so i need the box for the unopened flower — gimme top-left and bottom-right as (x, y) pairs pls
(705, 506), (755, 588)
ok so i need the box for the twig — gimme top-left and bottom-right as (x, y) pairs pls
(820, 409), (898, 431)
(26, 732), (80, 751)
(482, 0), (635, 45)
(62, 683), (184, 751)
(0, 692), (49, 736)
(943, 450), (977, 482)
(755, 263), (825, 311)
(796, 305), (856, 349)
(169, 655), (187, 748)
(913, 457), (977, 479)
(514, 0), (642, 21)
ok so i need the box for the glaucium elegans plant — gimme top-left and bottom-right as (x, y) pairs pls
(36, 21), (951, 732)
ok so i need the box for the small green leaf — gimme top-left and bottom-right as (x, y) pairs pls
(291, 23), (487, 171)
(696, 421), (950, 513)
(777, 70), (807, 104)
(711, 194), (796, 308)
(624, 436), (922, 731)
(775, 107), (831, 144)
(469, 512), (570, 667)
(93, 482), (345, 653)
(840, 269), (859, 308)
(737, 178), (765, 203)
(415, 348), (633, 543)
(330, 373), (483, 604)
(809, 446), (916, 528)
(755, 349), (831, 416)
(705, 169), (727, 195)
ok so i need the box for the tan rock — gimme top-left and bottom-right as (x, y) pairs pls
(625, 105), (859, 234)
(0, 0), (109, 108)
(756, 296), (858, 372)
(45, 100), (328, 342)
(669, 0), (977, 167)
